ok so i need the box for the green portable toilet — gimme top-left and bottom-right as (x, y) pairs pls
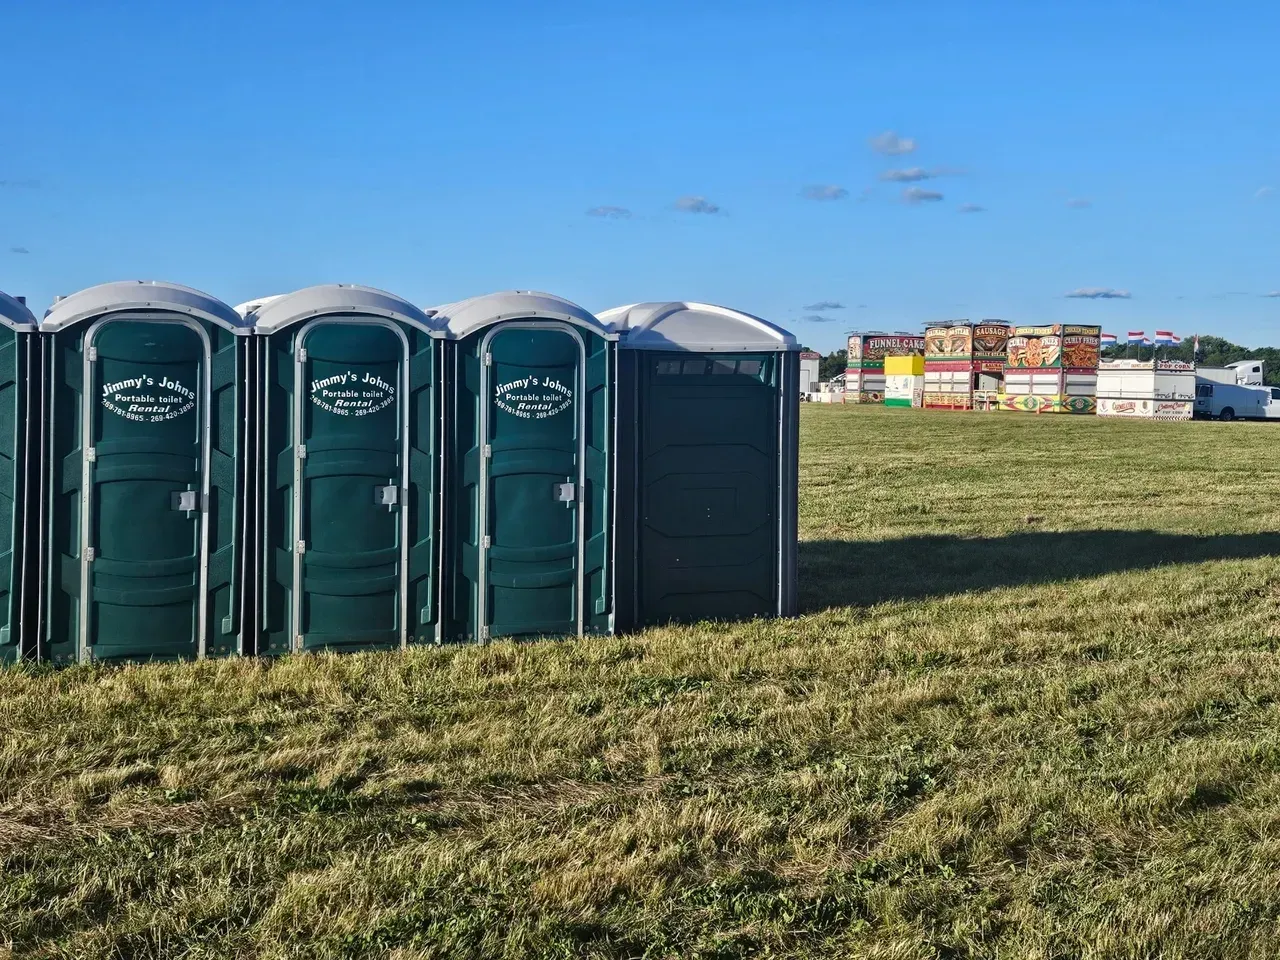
(601, 302), (800, 629)
(40, 281), (254, 662)
(434, 292), (617, 642)
(0, 292), (39, 662)
(247, 285), (444, 653)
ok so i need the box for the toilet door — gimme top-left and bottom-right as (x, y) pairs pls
(478, 324), (585, 639)
(293, 320), (410, 651)
(83, 319), (208, 660)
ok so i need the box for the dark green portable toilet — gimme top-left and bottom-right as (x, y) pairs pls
(602, 302), (800, 629)
(0, 292), (39, 662)
(40, 281), (254, 662)
(434, 292), (617, 642)
(247, 285), (444, 654)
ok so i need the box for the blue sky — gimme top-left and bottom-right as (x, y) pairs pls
(2, 0), (1277, 351)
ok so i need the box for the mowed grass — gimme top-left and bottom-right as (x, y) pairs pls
(5, 407), (1280, 960)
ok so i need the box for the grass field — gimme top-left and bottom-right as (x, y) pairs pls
(5, 406), (1280, 959)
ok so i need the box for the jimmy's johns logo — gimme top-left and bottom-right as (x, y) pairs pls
(495, 375), (572, 419)
(310, 370), (395, 416)
(102, 375), (196, 422)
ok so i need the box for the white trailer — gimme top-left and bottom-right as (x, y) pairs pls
(1198, 360), (1265, 386)
(1194, 381), (1280, 421)
(799, 351), (821, 395)
(1096, 360), (1196, 420)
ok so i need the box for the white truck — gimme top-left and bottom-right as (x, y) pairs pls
(1194, 360), (1276, 420)
(1197, 360), (1264, 386)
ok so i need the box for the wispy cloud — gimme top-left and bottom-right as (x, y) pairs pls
(802, 184), (849, 201)
(1065, 287), (1131, 299)
(1264, 291), (1280, 298)
(586, 205), (631, 219)
(903, 187), (943, 204)
(0, 179), (39, 189)
(1256, 186), (1275, 200)
(869, 131), (917, 156)
(857, 304), (868, 309)
(674, 195), (721, 214)
(801, 314), (840, 323)
(804, 301), (844, 311)
(1066, 198), (1092, 209)
(957, 203), (986, 213)
(880, 167), (933, 183)
(9, 246), (29, 255)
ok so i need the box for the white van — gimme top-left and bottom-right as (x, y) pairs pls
(1194, 381), (1280, 421)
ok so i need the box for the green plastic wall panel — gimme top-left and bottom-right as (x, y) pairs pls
(635, 352), (779, 625)
(0, 328), (31, 662)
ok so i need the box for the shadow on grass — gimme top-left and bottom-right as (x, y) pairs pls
(799, 530), (1280, 612)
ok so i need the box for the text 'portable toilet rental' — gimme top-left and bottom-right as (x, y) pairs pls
(248, 285), (444, 654)
(602, 302), (800, 630)
(0, 292), (39, 661)
(41, 282), (254, 662)
(435, 292), (616, 642)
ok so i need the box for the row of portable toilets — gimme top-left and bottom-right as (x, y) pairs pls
(0, 282), (800, 663)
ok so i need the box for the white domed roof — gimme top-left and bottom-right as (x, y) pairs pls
(42, 281), (248, 335)
(604, 301), (797, 352)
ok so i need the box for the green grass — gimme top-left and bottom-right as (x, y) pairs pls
(5, 406), (1280, 959)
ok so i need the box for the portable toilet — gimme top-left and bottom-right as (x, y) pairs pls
(247, 285), (445, 654)
(40, 281), (254, 662)
(600, 302), (800, 629)
(433, 292), (617, 642)
(0, 292), (39, 662)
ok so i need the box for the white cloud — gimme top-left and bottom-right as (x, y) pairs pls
(903, 187), (943, 204)
(586, 206), (631, 219)
(674, 195), (721, 214)
(957, 203), (986, 213)
(1067, 198), (1092, 209)
(869, 131), (917, 156)
(880, 167), (933, 183)
(802, 185), (849, 201)
(801, 314), (840, 323)
(9, 246), (29, 254)
(1065, 287), (1131, 299)
(1264, 291), (1280, 298)
(804, 301), (845, 311)
(1256, 186), (1275, 200)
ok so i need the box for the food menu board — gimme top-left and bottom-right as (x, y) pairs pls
(849, 334), (926, 370)
(925, 322), (1008, 363)
(924, 326), (951, 357)
(971, 322), (1010, 361)
(1006, 324), (1100, 370)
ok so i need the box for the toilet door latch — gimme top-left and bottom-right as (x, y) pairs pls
(555, 481), (576, 506)
(375, 484), (399, 510)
